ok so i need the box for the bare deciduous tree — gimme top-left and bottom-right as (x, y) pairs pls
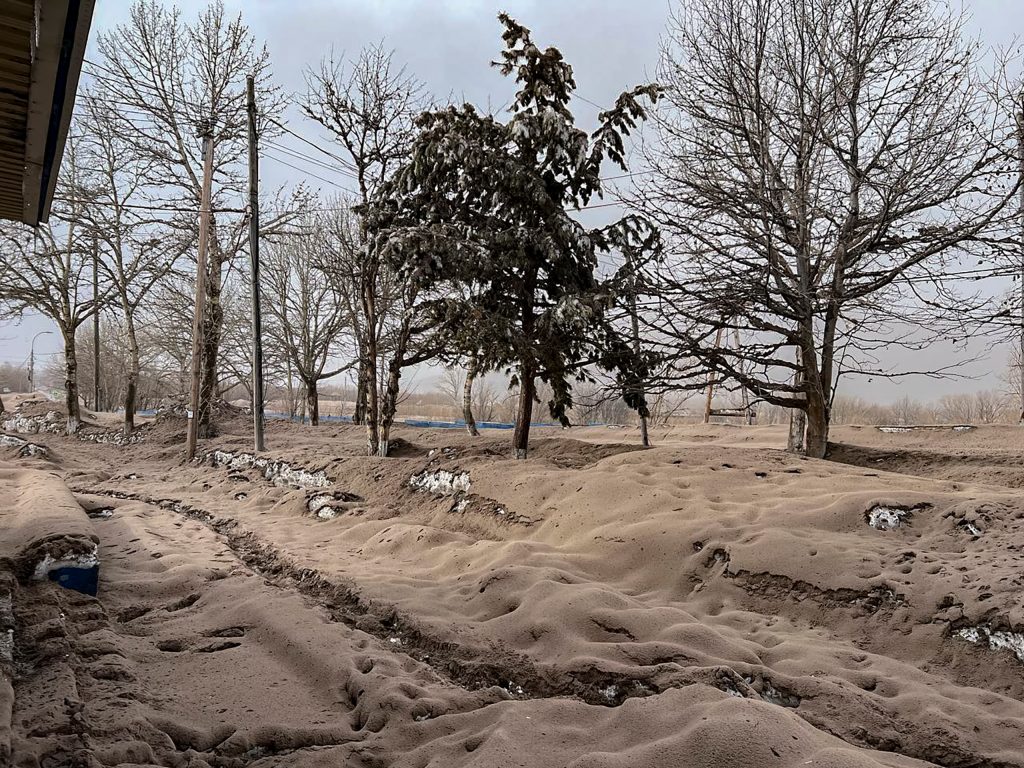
(302, 42), (427, 453)
(262, 215), (350, 426)
(74, 95), (182, 435)
(634, 0), (1021, 458)
(0, 135), (107, 433)
(94, 0), (284, 436)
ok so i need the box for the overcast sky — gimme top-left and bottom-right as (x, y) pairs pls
(2, 0), (1020, 403)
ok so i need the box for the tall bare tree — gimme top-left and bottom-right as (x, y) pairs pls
(73, 95), (183, 435)
(0, 137), (105, 432)
(93, 0), (284, 436)
(302, 43), (426, 453)
(262, 214), (351, 425)
(634, 0), (1021, 457)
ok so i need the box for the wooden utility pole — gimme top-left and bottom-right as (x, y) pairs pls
(186, 125), (215, 461)
(247, 75), (266, 451)
(1017, 106), (1024, 424)
(92, 232), (100, 411)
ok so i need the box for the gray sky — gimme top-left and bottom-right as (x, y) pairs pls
(2, 0), (1020, 403)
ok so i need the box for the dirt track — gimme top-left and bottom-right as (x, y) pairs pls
(3, 403), (1024, 767)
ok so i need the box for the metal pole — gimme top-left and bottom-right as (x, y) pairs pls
(92, 232), (100, 410)
(186, 127), (215, 461)
(28, 331), (51, 392)
(247, 75), (266, 451)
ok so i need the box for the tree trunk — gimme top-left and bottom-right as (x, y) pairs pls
(362, 283), (380, 455)
(376, 360), (400, 458)
(463, 357), (480, 437)
(306, 380), (320, 426)
(786, 345), (806, 454)
(352, 357), (367, 425)
(804, 386), (829, 459)
(123, 311), (140, 436)
(512, 367), (535, 460)
(63, 331), (81, 434)
(787, 409), (806, 454)
(377, 315), (413, 457)
(199, 234), (225, 438)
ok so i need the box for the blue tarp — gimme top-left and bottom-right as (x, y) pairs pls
(144, 408), (591, 431)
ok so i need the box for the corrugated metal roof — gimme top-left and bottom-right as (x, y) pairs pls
(0, 0), (34, 222)
(0, 0), (94, 226)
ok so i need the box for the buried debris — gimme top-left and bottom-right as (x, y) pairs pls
(409, 468), (471, 496)
(877, 424), (975, 433)
(866, 503), (930, 530)
(25, 542), (100, 596)
(1, 410), (62, 435)
(447, 493), (533, 526)
(306, 490), (362, 520)
(204, 450), (331, 489)
(0, 433), (48, 457)
(955, 625), (1024, 664)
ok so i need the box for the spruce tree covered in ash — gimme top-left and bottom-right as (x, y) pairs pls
(363, 14), (659, 458)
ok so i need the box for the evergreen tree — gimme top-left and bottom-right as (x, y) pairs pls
(364, 14), (659, 458)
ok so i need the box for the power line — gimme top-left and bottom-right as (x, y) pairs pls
(263, 115), (361, 174)
(262, 150), (360, 196)
(263, 140), (361, 181)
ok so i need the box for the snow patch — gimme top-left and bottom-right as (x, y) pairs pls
(878, 424), (975, 433)
(867, 505), (914, 530)
(409, 469), (471, 496)
(0, 433), (48, 457)
(308, 495), (340, 520)
(205, 450), (331, 489)
(955, 625), (1024, 664)
(31, 544), (99, 582)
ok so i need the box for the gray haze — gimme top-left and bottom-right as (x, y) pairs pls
(1, 0), (1020, 403)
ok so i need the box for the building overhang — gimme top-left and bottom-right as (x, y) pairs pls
(0, 0), (95, 226)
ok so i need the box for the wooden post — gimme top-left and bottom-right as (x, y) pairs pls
(247, 75), (266, 451)
(1017, 106), (1024, 424)
(703, 327), (724, 423)
(92, 232), (100, 411)
(733, 328), (753, 425)
(186, 127), (215, 462)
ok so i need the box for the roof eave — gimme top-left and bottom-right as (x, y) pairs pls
(22, 0), (95, 226)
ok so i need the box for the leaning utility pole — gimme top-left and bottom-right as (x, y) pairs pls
(247, 75), (266, 451)
(186, 124), (215, 461)
(92, 231), (100, 411)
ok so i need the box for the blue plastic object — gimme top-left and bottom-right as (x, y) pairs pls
(48, 565), (99, 596)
